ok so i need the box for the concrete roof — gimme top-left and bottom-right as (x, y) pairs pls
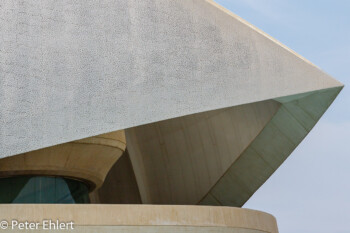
(0, 0), (343, 206)
(0, 0), (342, 158)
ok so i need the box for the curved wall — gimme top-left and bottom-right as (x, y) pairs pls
(0, 131), (126, 190)
(0, 205), (278, 233)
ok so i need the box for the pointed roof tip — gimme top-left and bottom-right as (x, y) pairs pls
(330, 79), (344, 88)
(319, 70), (345, 88)
(206, 0), (344, 89)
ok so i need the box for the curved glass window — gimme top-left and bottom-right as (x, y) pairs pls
(0, 176), (90, 203)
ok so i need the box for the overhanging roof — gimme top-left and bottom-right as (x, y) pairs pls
(0, 0), (343, 206)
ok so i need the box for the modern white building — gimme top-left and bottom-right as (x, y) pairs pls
(0, 0), (343, 232)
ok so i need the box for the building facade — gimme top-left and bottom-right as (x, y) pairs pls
(0, 0), (343, 232)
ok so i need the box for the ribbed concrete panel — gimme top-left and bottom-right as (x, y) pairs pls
(125, 87), (341, 207)
(0, 0), (342, 158)
(126, 100), (281, 204)
(200, 86), (342, 206)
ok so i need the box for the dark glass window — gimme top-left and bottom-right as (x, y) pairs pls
(0, 176), (90, 203)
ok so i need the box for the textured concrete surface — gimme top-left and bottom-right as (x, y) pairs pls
(0, 0), (342, 158)
(9, 227), (266, 233)
(0, 204), (279, 233)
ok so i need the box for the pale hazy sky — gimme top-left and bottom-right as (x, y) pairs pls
(214, 0), (350, 232)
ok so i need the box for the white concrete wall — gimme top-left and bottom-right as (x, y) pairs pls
(0, 0), (342, 158)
